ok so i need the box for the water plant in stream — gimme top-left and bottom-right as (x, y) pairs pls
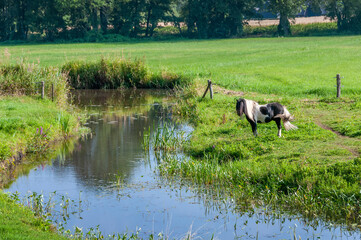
(57, 112), (71, 137)
(144, 122), (188, 152)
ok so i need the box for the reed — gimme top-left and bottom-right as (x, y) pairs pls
(62, 57), (190, 89)
(0, 62), (69, 106)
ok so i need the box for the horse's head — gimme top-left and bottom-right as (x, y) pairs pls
(236, 98), (245, 117)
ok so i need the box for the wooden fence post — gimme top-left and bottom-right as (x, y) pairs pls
(208, 80), (213, 99)
(336, 74), (341, 98)
(51, 83), (54, 102)
(202, 80), (213, 99)
(41, 81), (45, 99)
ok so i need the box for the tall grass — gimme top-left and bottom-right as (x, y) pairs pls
(0, 62), (69, 106)
(62, 57), (190, 89)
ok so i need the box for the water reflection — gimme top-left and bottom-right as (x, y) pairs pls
(5, 89), (361, 239)
(65, 89), (176, 186)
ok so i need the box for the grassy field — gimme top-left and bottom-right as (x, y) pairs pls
(2, 36), (361, 98)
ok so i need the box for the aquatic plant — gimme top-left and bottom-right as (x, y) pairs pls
(147, 123), (187, 152)
(57, 112), (71, 137)
(142, 127), (151, 151)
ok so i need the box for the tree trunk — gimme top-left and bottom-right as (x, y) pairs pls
(145, 6), (152, 37)
(278, 13), (290, 36)
(100, 7), (108, 34)
(91, 8), (99, 31)
(171, 13), (183, 37)
(17, 0), (27, 40)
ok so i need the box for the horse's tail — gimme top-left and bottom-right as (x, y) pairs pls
(283, 120), (298, 131)
(274, 106), (298, 131)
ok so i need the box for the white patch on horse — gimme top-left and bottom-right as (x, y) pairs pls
(255, 104), (269, 123)
(244, 99), (256, 122)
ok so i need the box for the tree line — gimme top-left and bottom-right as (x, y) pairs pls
(1, 0), (361, 42)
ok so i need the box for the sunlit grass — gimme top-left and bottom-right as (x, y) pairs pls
(2, 36), (361, 97)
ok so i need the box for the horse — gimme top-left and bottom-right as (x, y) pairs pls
(236, 98), (298, 137)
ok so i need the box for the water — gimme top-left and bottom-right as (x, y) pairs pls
(5, 89), (361, 239)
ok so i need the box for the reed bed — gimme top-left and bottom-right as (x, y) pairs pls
(62, 58), (190, 89)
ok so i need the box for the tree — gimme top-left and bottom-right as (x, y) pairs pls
(0, 0), (15, 41)
(324, 0), (361, 32)
(180, 0), (259, 38)
(111, 0), (145, 37)
(144, 0), (172, 37)
(267, 0), (306, 36)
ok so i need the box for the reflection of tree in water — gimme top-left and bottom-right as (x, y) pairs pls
(70, 89), (171, 111)
(60, 89), (177, 188)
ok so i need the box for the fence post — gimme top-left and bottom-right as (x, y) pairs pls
(41, 81), (45, 99)
(336, 74), (341, 98)
(202, 81), (210, 98)
(202, 80), (213, 99)
(208, 80), (213, 99)
(51, 83), (54, 102)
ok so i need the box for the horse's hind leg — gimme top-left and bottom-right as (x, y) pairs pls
(275, 118), (282, 137)
(252, 123), (258, 137)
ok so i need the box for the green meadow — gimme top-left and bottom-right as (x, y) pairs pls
(2, 36), (361, 97)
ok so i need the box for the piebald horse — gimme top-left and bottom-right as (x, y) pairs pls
(236, 98), (298, 137)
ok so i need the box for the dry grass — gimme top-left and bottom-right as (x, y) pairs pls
(246, 16), (334, 26)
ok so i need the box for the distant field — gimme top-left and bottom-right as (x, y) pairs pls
(1, 36), (361, 97)
(246, 16), (334, 26)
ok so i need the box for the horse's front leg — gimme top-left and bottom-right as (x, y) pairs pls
(246, 116), (258, 137)
(275, 118), (282, 137)
(250, 121), (258, 137)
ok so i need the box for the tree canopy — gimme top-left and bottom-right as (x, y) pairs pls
(0, 0), (359, 42)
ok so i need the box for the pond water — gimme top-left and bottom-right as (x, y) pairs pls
(5, 89), (361, 239)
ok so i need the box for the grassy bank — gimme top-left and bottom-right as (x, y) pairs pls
(0, 62), (85, 239)
(0, 192), (67, 240)
(156, 85), (361, 226)
(0, 62), (85, 180)
(0, 96), (81, 178)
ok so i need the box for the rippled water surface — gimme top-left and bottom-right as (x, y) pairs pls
(5, 89), (361, 239)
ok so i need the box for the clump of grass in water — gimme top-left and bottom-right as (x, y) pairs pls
(142, 127), (151, 151)
(145, 123), (187, 152)
(57, 112), (70, 137)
